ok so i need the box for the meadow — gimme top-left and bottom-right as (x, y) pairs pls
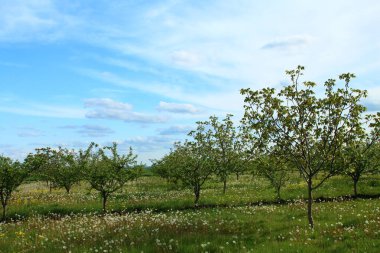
(1, 174), (380, 252)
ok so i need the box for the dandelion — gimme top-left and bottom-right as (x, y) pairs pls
(15, 231), (25, 237)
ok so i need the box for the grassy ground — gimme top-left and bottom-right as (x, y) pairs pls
(1, 174), (379, 252)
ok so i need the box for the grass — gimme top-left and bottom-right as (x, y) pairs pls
(1, 174), (379, 252)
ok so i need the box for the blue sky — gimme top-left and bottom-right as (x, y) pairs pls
(1, 0), (380, 163)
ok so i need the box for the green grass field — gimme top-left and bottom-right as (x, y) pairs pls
(1, 174), (380, 252)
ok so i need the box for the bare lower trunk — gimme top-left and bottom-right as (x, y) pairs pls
(353, 179), (358, 197)
(307, 179), (314, 228)
(102, 192), (108, 213)
(276, 186), (281, 201)
(223, 179), (227, 194)
(194, 185), (200, 206)
(65, 186), (70, 194)
(236, 173), (240, 181)
(1, 204), (6, 221)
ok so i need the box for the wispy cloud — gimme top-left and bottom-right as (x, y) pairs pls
(171, 50), (200, 67)
(84, 98), (167, 123)
(0, 103), (85, 119)
(122, 135), (175, 153)
(85, 98), (132, 111)
(17, 127), (43, 138)
(81, 68), (241, 113)
(261, 35), (312, 50)
(364, 87), (380, 112)
(59, 124), (114, 137)
(2, 0), (380, 163)
(158, 125), (193, 135)
(0, 0), (80, 42)
(157, 101), (199, 114)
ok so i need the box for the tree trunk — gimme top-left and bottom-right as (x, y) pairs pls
(65, 186), (70, 194)
(276, 186), (281, 201)
(194, 185), (200, 206)
(102, 192), (108, 213)
(353, 178), (358, 197)
(1, 204), (6, 222)
(236, 172), (240, 181)
(223, 178), (227, 194)
(307, 179), (314, 228)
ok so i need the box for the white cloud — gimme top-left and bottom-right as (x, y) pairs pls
(0, 145), (30, 161)
(122, 135), (175, 153)
(82, 68), (243, 114)
(158, 125), (193, 135)
(59, 124), (115, 137)
(0, 0), (80, 42)
(84, 98), (133, 111)
(364, 87), (380, 112)
(2, 0), (380, 162)
(171, 50), (200, 67)
(85, 98), (167, 123)
(261, 35), (312, 50)
(0, 103), (85, 119)
(157, 101), (199, 114)
(75, 0), (380, 115)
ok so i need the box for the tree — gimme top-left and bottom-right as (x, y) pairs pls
(0, 156), (28, 221)
(151, 152), (182, 186)
(48, 148), (82, 194)
(27, 147), (86, 194)
(24, 148), (55, 192)
(173, 141), (215, 205)
(181, 121), (216, 205)
(156, 121), (215, 205)
(206, 114), (244, 193)
(241, 66), (367, 228)
(253, 151), (290, 201)
(339, 113), (380, 196)
(85, 143), (137, 212)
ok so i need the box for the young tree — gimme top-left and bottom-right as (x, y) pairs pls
(0, 156), (28, 221)
(24, 148), (55, 192)
(206, 114), (244, 193)
(241, 66), (367, 228)
(151, 152), (182, 186)
(50, 148), (83, 194)
(85, 143), (137, 212)
(183, 121), (216, 205)
(174, 140), (215, 205)
(157, 122), (215, 205)
(253, 152), (290, 201)
(27, 147), (86, 194)
(340, 114), (380, 196)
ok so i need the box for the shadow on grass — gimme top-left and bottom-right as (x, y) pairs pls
(2, 193), (380, 223)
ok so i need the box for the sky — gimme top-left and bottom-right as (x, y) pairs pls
(1, 0), (380, 163)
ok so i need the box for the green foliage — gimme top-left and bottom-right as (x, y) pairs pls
(241, 66), (368, 227)
(0, 155), (28, 221)
(336, 111), (380, 196)
(252, 152), (291, 201)
(205, 114), (247, 193)
(154, 121), (216, 205)
(151, 151), (183, 186)
(85, 142), (138, 212)
(25, 147), (89, 193)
